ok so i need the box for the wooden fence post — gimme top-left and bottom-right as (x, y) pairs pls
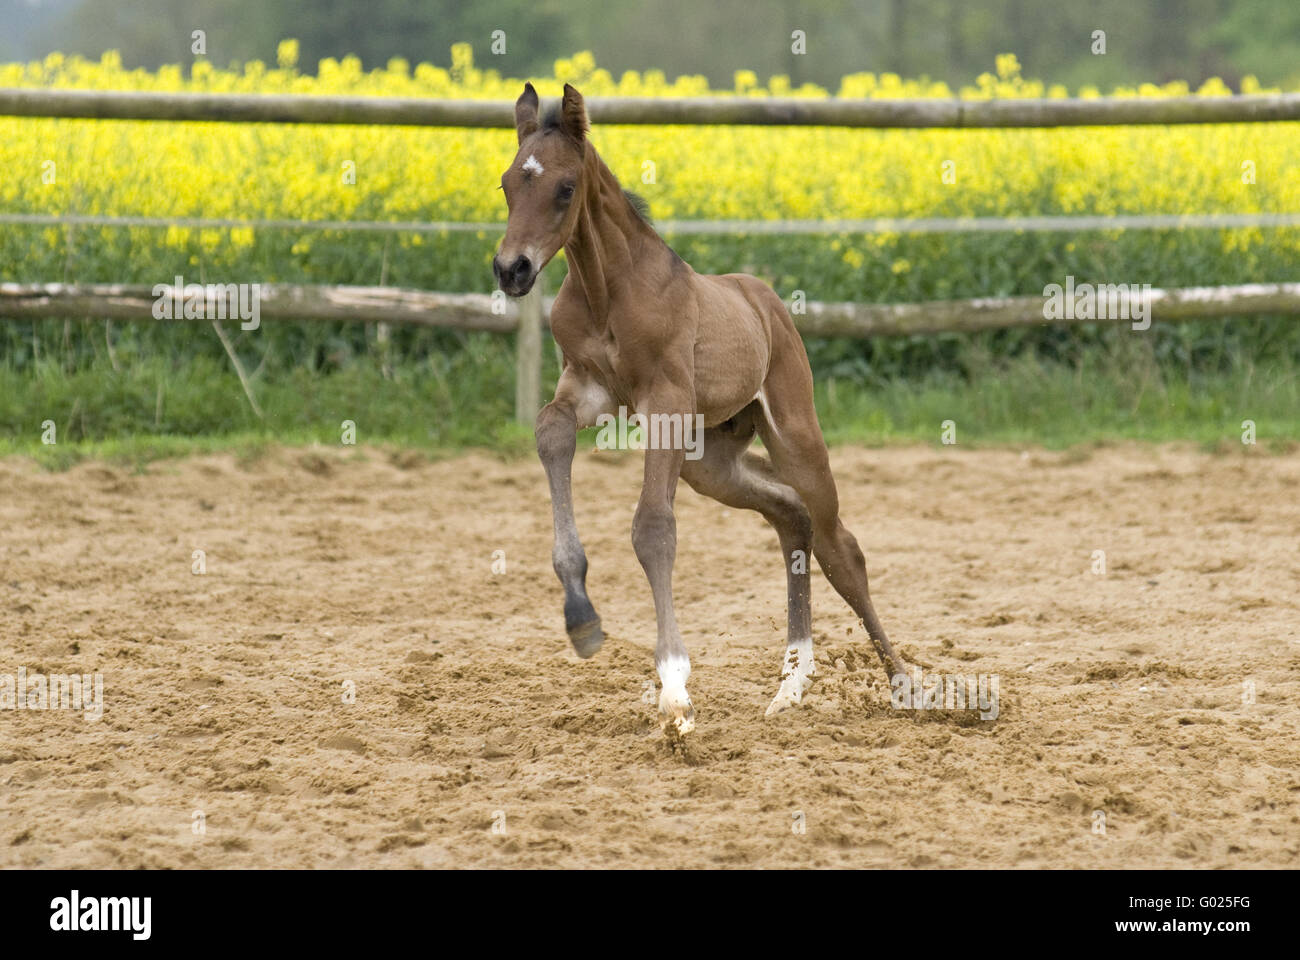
(514, 272), (544, 425)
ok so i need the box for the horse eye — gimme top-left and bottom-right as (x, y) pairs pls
(558, 183), (575, 202)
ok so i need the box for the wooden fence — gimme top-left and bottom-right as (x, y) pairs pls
(7, 281), (1300, 334)
(3, 87), (1299, 422)
(6, 280), (1299, 419)
(4, 87), (1300, 128)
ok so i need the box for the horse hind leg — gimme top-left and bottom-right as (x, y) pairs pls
(680, 406), (817, 716)
(753, 367), (906, 683)
(744, 452), (819, 715)
(630, 392), (693, 737)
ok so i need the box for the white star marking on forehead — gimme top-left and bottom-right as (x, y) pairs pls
(521, 154), (544, 176)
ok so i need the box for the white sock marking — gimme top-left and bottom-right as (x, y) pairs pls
(658, 654), (694, 733)
(781, 637), (815, 680)
(658, 654), (690, 699)
(766, 637), (815, 717)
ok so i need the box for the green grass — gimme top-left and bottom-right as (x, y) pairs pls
(2, 324), (1295, 470)
(4, 219), (1300, 469)
(817, 343), (1300, 451)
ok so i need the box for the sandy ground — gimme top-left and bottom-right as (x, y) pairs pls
(1, 441), (1298, 869)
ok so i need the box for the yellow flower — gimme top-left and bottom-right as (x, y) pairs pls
(995, 53), (1021, 81)
(277, 40), (299, 70)
(0, 46), (1295, 280)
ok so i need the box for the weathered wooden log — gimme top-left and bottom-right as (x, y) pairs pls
(5, 282), (1299, 339)
(3, 87), (1299, 128)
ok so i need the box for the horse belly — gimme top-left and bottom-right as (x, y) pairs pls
(692, 292), (771, 426)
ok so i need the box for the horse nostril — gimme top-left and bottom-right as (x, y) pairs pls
(510, 256), (531, 284)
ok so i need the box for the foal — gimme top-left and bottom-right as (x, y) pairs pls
(495, 83), (905, 737)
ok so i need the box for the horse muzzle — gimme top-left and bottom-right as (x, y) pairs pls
(493, 253), (536, 297)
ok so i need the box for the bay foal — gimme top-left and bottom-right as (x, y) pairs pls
(495, 83), (905, 737)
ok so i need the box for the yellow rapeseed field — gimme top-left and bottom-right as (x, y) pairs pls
(6, 44), (1299, 219)
(1, 43), (1298, 289)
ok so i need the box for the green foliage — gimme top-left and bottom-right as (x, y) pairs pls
(7, 221), (1297, 385)
(22, 0), (1300, 90)
(4, 325), (1296, 468)
(3, 218), (1299, 462)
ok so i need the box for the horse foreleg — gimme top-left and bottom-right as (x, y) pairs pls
(536, 379), (605, 658)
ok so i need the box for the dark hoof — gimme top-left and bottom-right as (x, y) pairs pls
(568, 618), (604, 658)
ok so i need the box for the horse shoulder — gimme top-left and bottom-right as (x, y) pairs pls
(548, 279), (596, 352)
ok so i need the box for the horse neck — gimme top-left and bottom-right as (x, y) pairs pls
(562, 147), (663, 318)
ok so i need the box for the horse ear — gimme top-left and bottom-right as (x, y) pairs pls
(515, 82), (539, 144)
(560, 83), (588, 141)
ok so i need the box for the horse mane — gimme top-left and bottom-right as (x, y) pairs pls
(623, 190), (653, 225)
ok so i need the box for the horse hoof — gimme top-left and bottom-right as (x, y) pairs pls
(764, 692), (798, 717)
(657, 657), (694, 736)
(764, 673), (811, 717)
(659, 702), (696, 738)
(765, 642), (815, 717)
(568, 618), (604, 658)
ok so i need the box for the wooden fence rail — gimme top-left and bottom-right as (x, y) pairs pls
(5, 211), (1300, 235)
(0, 282), (520, 331)
(8, 281), (1298, 334)
(794, 282), (1300, 337)
(4, 87), (1300, 128)
(6, 278), (1298, 391)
